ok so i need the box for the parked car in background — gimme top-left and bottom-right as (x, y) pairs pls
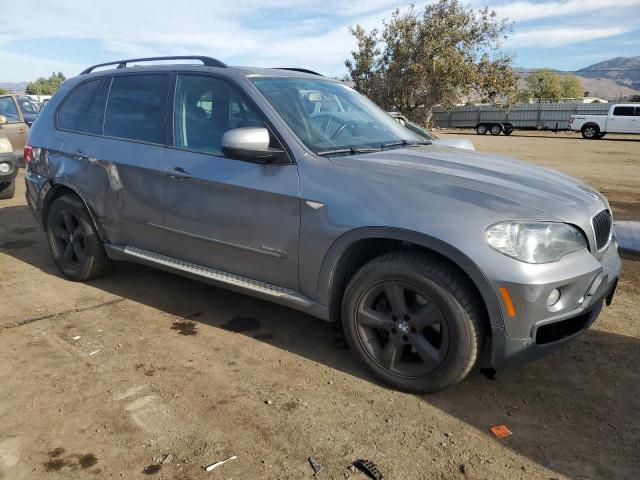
(0, 134), (18, 199)
(25, 56), (620, 393)
(388, 111), (475, 150)
(16, 96), (41, 125)
(569, 104), (640, 139)
(0, 94), (32, 155)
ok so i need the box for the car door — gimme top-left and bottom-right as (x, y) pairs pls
(56, 74), (171, 254)
(163, 73), (300, 290)
(610, 105), (634, 133)
(0, 96), (28, 151)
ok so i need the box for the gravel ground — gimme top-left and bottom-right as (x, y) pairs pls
(0, 131), (639, 479)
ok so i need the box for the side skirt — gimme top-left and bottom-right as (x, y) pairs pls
(104, 244), (330, 321)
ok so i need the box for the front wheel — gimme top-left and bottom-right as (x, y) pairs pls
(341, 252), (483, 393)
(46, 194), (112, 281)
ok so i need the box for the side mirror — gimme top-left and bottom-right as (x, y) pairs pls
(0, 115), (6, 125)
(221, 127), (283, 163)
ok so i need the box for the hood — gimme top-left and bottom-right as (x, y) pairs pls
(330, 144), (608, 225)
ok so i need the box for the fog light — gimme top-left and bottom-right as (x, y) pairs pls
(547, 288), (561, 306)
(0, 162), (10, 174)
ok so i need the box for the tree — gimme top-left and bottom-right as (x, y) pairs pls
(560, 75), (583, 99)
(523, 70), (583, 102)
(0, 87), (7, 95)
(25, 72), (66, 95)
(345, 0), (518, 122)
(524, 69), (563, 103)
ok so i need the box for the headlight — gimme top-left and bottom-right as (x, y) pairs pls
(484, 222), (587, 263)
(0, 162), (11, 174)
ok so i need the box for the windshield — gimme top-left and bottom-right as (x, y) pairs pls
(251, 77), (421, 154)
(19, 100), (40, 114)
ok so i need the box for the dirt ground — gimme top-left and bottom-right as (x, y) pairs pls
(1, 132), (639, 480)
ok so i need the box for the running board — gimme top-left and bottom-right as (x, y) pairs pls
(105, 245), (329, 320)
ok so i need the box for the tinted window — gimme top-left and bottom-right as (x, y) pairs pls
(0, 96), (20, 122)
(636, 107), (640, 116)
(174, 74), (265, 155)
(58, 80), (101, 130)
(613, 106), (634, 116)
(80, 78), (110, 135)
(104, 74), (169, 144)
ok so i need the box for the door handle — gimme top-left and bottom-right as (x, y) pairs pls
(164, 167), (191, 179)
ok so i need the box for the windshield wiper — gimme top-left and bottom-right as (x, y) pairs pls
(381, 139), (432, 149)
(316, 146), (382, 156)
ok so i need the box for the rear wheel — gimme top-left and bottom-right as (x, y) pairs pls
(341, 252), (483, 393)
(475, 124), (487, 135)
(490, 124), (502, 135)
(581, 124), (600, 139)
(46, 194), (112, 281)
(0, 181), (15, 200)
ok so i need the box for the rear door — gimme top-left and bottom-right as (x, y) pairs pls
(163, 73), (300, 290)
(56, 74), (171, 254)
(609, 105), (635, 133)
(0, 96), (28, 151)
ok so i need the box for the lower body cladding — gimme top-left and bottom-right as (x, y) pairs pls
(490, 239), (621, 367)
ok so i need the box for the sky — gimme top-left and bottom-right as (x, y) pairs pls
(0, 0), (639, 83)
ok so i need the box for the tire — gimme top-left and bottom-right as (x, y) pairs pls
(475, 124), (487, 135)
(0, 181), (15, 200)
(341, 251), (483, 393)
(490, 124), (502, 135)
(598, 133), (606, 139)
(503, 127), (513, 136)
(581, 124), (600, 139)
(46, 194), (112, 281)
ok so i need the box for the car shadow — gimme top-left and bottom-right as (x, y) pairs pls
(2, 203), (639, 479)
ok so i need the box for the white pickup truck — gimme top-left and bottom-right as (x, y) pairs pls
(569, 104), (640, 139)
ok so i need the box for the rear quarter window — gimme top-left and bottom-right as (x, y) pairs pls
(103, 74), (169, 144)
(57, 79), (102, 130)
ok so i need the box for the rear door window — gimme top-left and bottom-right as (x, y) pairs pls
(0, 96), (21, 122)
(104, 74), (170, 144)
(612, 106), (634, 116)
(57, 80), (102, 130)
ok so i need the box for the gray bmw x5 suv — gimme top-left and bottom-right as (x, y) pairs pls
(24, 56), (621, 392)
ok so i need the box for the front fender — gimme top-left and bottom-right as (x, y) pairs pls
(316, 226), (504, 328)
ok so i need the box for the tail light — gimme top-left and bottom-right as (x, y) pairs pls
(24, 144), (33, 166)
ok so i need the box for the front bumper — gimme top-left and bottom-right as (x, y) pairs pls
(489, 239), (621, 368)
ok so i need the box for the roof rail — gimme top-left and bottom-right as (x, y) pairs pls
(80, 56), (227, 75)
(274, 68), (324, 76)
